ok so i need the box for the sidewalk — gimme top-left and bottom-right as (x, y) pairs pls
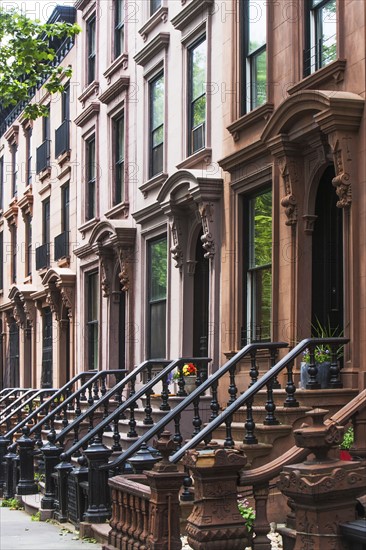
(0, 506), (103, 550)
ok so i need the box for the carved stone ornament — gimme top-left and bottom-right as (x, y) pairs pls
(100, 257), (111, 297)
(12, 300), (26, 328)
(45, 282), (62, 321)
(278, 158), (299, 226)
(331, 137), (352, 208)
(198, 202), (215, 259)
(116, 246), (134, 292)
(58, 285), (74, 319)
(22, 298), (36, 327)
(169, 217), (184, 269)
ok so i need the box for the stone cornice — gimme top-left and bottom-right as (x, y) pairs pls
(74, 102), (100, 127)
(134, 33), (170, 67)
(171, 0), (214, 31)
(4, 125), (19, 146)
(287, 59), (347, 96)
(99, 77), (130, 105)
(227, 103), (274, 142)
(103, 54), (129, 81)
(218, 140), (267, 172)
(138, 7), (169, 42)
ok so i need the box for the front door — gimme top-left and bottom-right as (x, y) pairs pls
(41, 307), (53, 388)
(193, 231), (209, 356)
(312, 165), (343, 333)
(9, 319), (19, 387)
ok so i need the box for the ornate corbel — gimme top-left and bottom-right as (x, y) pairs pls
(57, 284), (74, 319)
(116, 246), (134, 292)
(198, 202), (215, 259)
(169, 216), (184, 269)
(22, 298), (36, 327)
(330, 137), (352, 208)
(12, 299), (26, 328)
(278, 158), (299, 226)
(100, 256), (112, 297)
(45, 282), (62, 321)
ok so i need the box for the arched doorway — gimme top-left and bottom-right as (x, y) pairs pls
(193, 231), (209, 356)
(312, 165), (343, 333)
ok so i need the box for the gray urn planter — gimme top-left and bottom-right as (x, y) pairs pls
(300, 361), (331, 389)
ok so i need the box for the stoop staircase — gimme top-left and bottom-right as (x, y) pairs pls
(1, 338), (364, 549)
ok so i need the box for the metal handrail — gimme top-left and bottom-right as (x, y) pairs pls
(28, 370), (126, 437)
(62, 357), (211, 461)
(0, 390), (40, 421)
(100, 342), (288, 470)
(0, 389), (57, 431)
(0, 388), (34, 409)
(52, 361), (169, 445)
(172, 337), (349, 462)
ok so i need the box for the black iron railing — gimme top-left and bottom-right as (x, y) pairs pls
(36, 139), (51, 174)
(54, 231), (69, 261)
(35, 243), (50, 270)
(55, 119), (70, 158)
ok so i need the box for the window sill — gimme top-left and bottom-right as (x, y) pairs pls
(171, 0), (214, 31)
(105, 201), (130, 220)
(176, 147), (212, 170)
(227, 103), (274, 141)
(139, 172), (168, 198)
(78, 80), (100, 106)
(57, 257), (70, 268)
(56, 150), (71, 168)
(104, 53), (129, 82)
(78, 216), (100, 238)
(287, 59), (347, 96)
(138, 7), (169, 42)
(38, 166), (52, 182)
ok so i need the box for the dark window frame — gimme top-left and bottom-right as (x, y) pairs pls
(11, 224), (17, 284)
(114, 115), (124, 205)
(304, 0), (337, 76)
(115, 0), (125, 59)
(0, 156), (3, 211)
(240, 0), (267, 114)
(242, 187), (272, 344)
(62, 182), (70, 234)
(86, 270), (99, 370)
(188, 35), (207, 155)
(62, 84), (70, 122)
(25, 213), (32, 277)
(26, 129), (32, 187)
(147, 235), (167, 359)
(11, 144), (18, 198)
(87, 15), (96, 84)
(149, 72), (164, 178)
(86, 135), (96, 220)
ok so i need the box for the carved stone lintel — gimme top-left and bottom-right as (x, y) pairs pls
(331, 137), (352, 208)
(198, 202), (215, 259)
(278, 158), (299, 226)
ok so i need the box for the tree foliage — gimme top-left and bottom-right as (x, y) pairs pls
(0, 7), (80, 120)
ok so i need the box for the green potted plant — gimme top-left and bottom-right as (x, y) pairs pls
(173, 362), (198, 395)
(300, 318), (343, 389)
(340, 426), (354, 461)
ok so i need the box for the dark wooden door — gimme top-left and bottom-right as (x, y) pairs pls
(9, 320), (19, 387)
(41, 307), (53, 388)
(193, 232), (209, 356)
(312, 165), (343, 333)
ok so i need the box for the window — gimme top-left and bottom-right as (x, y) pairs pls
(86, 136), (96, 220)
(149, 73), (164, 178)
(25, 214), (32, 277)
(43, 198), (50, 267)
(150, 0), (161, 16)
(87, 271), (99, 370)
(115, 0), (124, 58)
(62, 84), (70, 121)
(243, 188), (272, 343)
(241, 0), (267, 113)
(87, 16), (96, 84)
(304, 0), (337, 75)
(0, 157), (3, 211)
(188, 37), (206, 155)
(114, 116), (124, 204)
(36, 106), (50, 173)
(62, 183), (70, 234)
(26, 129), (32, 186)
(11, 225), (17, 284)
(11, 144), (18, 198)
(148, 236), (167, 358)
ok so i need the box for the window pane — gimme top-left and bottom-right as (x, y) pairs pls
(88, 272), (99, 321)
(251, 49), (266, 108)
(250, 266), (272, 341)
(150, 302), (166, 358)
(192, 95), (206, 128)
(151, 75), (164, 130)
(191, 40), (206, 101)
(248, 0), (266, 54)
(150, 0), (161, 16)
(152, 125), (164, 147)
(249, 190), (272, 268)
(88, 138), (95, 181)
(150, 238), (167, 301)
(320, 0), (337, 65)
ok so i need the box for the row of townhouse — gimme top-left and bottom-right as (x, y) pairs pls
(0, 0), (365, 396)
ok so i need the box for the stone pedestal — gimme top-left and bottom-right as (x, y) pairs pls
(183, 448), (250, 550)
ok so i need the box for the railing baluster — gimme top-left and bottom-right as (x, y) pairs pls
(112, 416), (121, 452)
(127, 377), (137, 438)
(249, 350), (258, 386)
(329, 343), (342, 388)
(159, 373), (170, 411)
(244, 398), (257, 444)
(284, 362), (299, 407)
(180, 466), (193, 501)
(176, 364), (186, 397)
(92, 379), (99, 401)
(173, 412), (182, 449)
(209, 380), (219, 421)
(143, 363), (153, 425)
(224, 415), (234, 448)
(192, 395), (202, 437)
(227, 364), (238, 406)
(305, 345), (320, 389)
(264, 379), (279, 425)
(270, 347), (281, 389)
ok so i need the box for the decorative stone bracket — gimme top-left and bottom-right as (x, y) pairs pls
(277, 157), (300, 227)
(329, 136), (353, 208)
(42, 269), (76, 320)
(198, 201), (216, 259)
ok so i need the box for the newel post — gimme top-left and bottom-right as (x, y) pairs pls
(278, 408), (366, 550)
(183, 447), (251, 550)
(145, 431), (185, 550)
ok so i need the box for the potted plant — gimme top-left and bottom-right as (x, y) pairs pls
(300, 318), (343, 389)
(173, 362), (198, 395)
(340, 426), (354, 461)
